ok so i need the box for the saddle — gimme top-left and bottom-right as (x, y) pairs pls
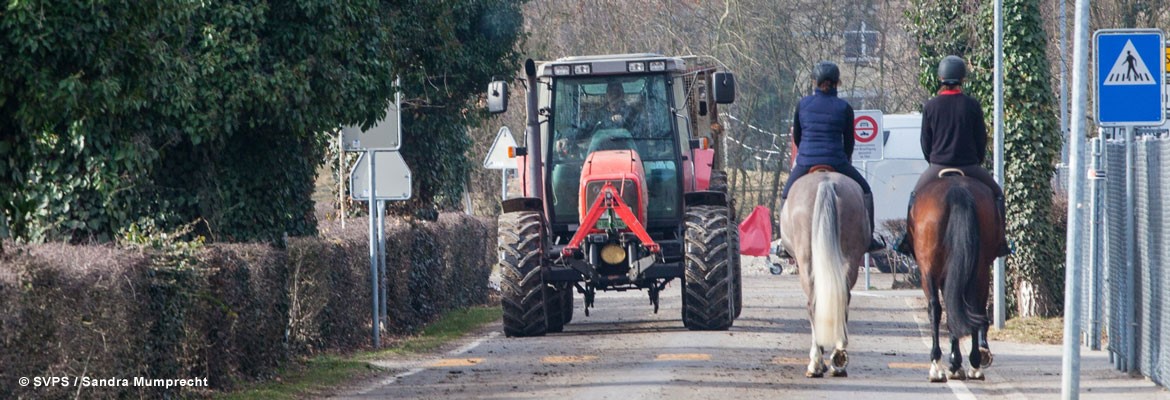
(809, 165), (837, 174)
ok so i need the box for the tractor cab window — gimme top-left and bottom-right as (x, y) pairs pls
(548, 74), (679, 225)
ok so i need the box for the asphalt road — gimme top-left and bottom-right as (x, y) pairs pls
(335, 270), (1169, 400)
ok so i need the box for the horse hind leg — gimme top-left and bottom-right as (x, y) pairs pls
(946, 336), (967, 380)
(807, 331), (827, 378)
(979, 321), (994, 368)
(829, 347), (848, 377)
(927, 286), (947, 383)
(968, 328), (987, 380)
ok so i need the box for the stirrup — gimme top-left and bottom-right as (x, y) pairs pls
(894, 234), (914, 256)
(997, 239), (1013, 257)
(775, 239), (794, 260)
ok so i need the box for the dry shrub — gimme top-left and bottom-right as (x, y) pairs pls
(0, 213), (494, 398)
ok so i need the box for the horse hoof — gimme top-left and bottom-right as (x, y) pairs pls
(947, 368), (967, 381)
(830, 350), (849, 369)
(807, 363), (827, 378)
(830, 367), (848, 377)
(929, 362), (947, 383)
(968, 368), (985, 380)
(980, 348), (993, 368)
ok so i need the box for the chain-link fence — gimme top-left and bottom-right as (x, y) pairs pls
(1073, 132), (1169, 386)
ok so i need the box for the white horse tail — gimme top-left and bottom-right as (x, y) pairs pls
(811, 180), (849, 349)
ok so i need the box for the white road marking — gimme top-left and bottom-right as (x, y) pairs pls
(450, 331), (499, 355)
(358, 330), (499, 394)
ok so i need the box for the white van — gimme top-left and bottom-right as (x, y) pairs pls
(851, 113), (927, 234)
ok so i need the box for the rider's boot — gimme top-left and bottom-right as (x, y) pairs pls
(863, 193), (884, 252)
(895, 192), (916, 257)
(777, 198), (793, 260)
(995, 195), (1011, 257)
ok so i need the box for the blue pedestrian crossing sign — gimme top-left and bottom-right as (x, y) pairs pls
(1095, 29), (1165, 126)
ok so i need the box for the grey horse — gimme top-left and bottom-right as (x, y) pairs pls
(779, 170), (870, 377)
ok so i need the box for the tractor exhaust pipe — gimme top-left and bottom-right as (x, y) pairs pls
(524, 59), (543, 198)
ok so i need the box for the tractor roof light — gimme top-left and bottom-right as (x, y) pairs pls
(573, 64), (592, 74)
(627, 62), (646, 73)
(648, 61), (666, 71)
(553, 65), (571, 76)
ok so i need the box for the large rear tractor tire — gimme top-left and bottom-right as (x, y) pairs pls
(499, 211), (548, 337)
(707, 169), (742, 318)
(728, 222), (743, 319)
(682, 205), (737, 330)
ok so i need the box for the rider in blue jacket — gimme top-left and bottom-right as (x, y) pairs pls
(778, 62), (884, 258)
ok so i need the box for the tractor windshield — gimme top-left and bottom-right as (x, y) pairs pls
(548, 74), (679, 226)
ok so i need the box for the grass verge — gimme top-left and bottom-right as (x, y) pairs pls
(988, 316), (1064, 345)
(219, 305), (501, 400)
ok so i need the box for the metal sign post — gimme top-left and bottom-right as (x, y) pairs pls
(366, 149), (380, 348)
(343, 81), (406, 349)
(853, 111), (883, 290)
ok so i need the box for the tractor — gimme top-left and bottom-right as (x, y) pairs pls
(487, 54), (741, 337)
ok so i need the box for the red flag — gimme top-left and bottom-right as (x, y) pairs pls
(738, 205), (773, 256)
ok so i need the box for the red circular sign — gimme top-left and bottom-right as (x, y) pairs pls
(854, 115), (879, 143)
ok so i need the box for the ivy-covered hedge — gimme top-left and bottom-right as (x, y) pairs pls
(0, 213), (495, 399)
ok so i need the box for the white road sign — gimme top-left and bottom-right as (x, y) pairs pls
(343, 88), (402, 151)
(852, 110), (884, 161)
(350, 151), (411, 201)
(483, 127), (518, 169)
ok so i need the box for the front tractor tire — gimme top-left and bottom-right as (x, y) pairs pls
(499, 211), (548, 337)
(682, 205), (738, 330)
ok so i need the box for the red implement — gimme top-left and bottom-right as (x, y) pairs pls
(562, 182), (660, 257)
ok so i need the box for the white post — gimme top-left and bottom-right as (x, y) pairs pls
(1059, 0), (1070, 165)
(993, 0), (1007, 331)
(501, 170), (508, 201)
(340, 131), (346, 229)
(1061, 0), (1090, 395)
(368, 150), (380, 348)
(863, 160), (870, 291)
(1086, 135), (1102, 350)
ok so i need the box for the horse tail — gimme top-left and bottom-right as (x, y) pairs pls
(811, 180), (849, 349)
(942, 185), (988, 338)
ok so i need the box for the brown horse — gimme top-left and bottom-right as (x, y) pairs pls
(908, 171), (998, 382)
(780, 170), (868, 378)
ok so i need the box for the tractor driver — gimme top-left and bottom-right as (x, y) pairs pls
(777, 61), (884, 259)
(590, 81), (639, 131)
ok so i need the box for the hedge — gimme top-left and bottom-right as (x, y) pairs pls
(0, 213), (495, 399)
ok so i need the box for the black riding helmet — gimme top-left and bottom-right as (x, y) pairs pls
(938, 55), (967, 86)
(812, 61), (840, 86)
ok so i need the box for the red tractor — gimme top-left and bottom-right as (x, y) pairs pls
(487, 54), (741, 337)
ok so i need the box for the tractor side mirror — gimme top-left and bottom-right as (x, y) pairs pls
(712, 72), (736, 104)
(487, 81), (508, 114)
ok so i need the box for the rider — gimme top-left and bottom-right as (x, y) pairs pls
(778, 61), (884, 258)
(895, 55), (1010, 258)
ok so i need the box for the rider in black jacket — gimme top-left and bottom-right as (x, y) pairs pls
(896, 55), (1010, 257)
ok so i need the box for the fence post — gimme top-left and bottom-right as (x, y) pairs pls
(1124, 125), (1136, 373)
